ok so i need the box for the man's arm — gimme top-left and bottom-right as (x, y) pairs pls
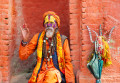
(63, 39), (75, 83)
(19, 33), (39, 60)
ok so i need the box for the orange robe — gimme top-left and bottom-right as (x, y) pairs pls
(19, 33), (75, 83)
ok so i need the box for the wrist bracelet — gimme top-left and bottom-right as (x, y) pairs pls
(22, 40), (28, 45)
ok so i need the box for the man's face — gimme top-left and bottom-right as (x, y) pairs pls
(44, 15), (57, 38)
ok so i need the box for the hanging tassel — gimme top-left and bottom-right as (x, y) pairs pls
(96, 79), (101, 83)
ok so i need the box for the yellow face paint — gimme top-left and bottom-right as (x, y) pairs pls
(44, 15), (56, 24)
(44, 15), (57, 28)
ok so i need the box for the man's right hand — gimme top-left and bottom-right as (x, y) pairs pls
(20, 24), (30, 42)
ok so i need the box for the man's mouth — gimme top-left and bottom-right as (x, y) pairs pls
(47, 28), (51, 30)
(46, 29), (52, 32)
(46, 27), (53, 31)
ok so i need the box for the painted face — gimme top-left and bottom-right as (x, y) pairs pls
(44, 15), (57, 28)
(44, 15), (58, 38)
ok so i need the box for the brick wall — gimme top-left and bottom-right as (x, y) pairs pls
(0, 71), (2, 83)
(0, 0), (12, 83)
(76, 0), (104, 82)
(69, 0), (81, 78)
(76, 0), (120, 83)
(102, 0), (120, 82)
(0, 0), (120, 83)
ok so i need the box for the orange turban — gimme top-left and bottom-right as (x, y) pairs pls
(43, 11), (60, 28)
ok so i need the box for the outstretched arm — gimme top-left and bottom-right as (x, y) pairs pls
(19, 33), (39, 60)
(63, 39), (75, 83)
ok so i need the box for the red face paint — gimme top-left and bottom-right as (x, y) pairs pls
(23, 24), (25, 28)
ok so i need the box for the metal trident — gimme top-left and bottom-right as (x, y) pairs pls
(87, 25), (115, 54)
(87, 25), (115, 43)
(87, 25), (115, 83)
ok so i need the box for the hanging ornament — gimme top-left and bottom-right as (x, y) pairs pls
(43, 40), (46, 42)
(50, 56), (52, 59)
(46, 37), (48, 40)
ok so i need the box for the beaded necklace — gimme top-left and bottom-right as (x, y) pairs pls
(43, 29), (58, 69)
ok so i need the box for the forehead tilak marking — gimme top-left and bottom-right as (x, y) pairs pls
(48, 15), (50, 20)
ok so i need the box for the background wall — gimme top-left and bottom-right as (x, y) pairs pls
(75, 0), (120, 82)
(69, 0), (81, 76)
(103, 0), (120, 82)
(0, 0), (12, 83)
(0, 0), (120, 83)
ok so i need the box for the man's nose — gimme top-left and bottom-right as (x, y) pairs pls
(47, 23), (52, 27)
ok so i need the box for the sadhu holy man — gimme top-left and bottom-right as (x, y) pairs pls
(19, 11), (75, 83)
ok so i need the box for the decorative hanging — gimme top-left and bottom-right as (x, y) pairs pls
(87, 24), (115, 83)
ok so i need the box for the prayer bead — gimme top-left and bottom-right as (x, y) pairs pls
(51, 43), (53, 46)
(50, 56), (52, 58)
(48, 50), (50, 53)
(46, 37), (48, 40)
(43, 40), (46, 42)
(48, 58), (50, 61)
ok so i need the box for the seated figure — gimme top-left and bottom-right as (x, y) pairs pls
(19, 11), (75, 83)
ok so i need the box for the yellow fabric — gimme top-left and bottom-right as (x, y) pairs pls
(102, 38), (112, 67)
(56, 31), (65, 74)
(28, 31), (45, 82)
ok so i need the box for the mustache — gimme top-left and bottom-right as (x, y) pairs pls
(45, 27), (54, 31)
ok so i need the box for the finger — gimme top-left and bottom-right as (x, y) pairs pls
(22, 24), (27, 30)
(20, 26), (24, 36)
(20, 26), (23, 31)
(26, 28), (30, 33)
(25, 23), (28, 28)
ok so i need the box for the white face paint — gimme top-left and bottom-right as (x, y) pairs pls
(45, 27), (55, 38)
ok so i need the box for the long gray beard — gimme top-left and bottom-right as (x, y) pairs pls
(45, 27), (55, 38)
(46, 30), (54, 38)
